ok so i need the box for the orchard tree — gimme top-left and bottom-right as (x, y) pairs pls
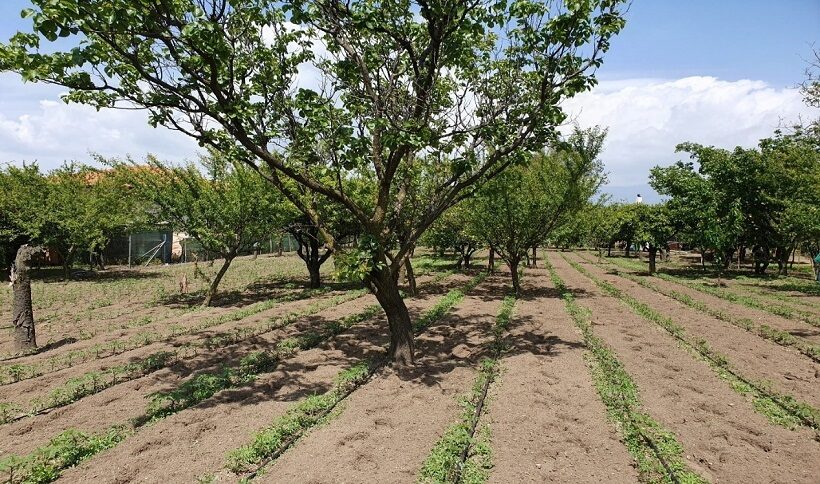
(422, 204), (481, 270)
(632, 203), (676, 274)
(0, 163), (130, 279)
(1, 0), (627, 365)
(467, 127), (607, 295)
(113, 153), (291, 306)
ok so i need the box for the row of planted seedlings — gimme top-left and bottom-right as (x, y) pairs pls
(561, 254), (820, 435)
(608, 255), (820, 328)
(0, 287), (370, 425)
(219, 271), (489, 481)
(0, 285), (337, 384)
(0, 269), (455, 423)
(417, 283), (518, 484)
(0, 265), (312, 362)
(544, 258), (706, 483)
(0, 270), (460, 483)
(0, 256), (449, 370)
(573, 252), (820, 363)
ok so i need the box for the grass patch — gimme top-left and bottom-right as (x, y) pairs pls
(545, 259), (705, 484)
(563, 254), (820, 433)
(0, 426), (130, 484)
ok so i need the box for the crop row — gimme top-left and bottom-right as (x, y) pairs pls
(221, 271), (489, 481)
(612, 257), (820, 328)
(545, 258), (705, 483)
(0, 286), (338, 385)
(574, 252), (820, 363)
(419, 292), (516, 484)
(0, 289), (371, 425)
(562, 254), (820, 433)
(0, 270), (460, 483)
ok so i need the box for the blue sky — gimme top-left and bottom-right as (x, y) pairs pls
(1, 1), (818, 203)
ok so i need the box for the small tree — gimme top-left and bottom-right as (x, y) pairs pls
(632, 203), (676, 274)
(0, 163), (130, 279)
(114, 153), (291, 306)
(467, 127), (607, 295)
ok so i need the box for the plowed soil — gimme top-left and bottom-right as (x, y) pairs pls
(2, 252), (818, 483)
(548, 252), (820, 483)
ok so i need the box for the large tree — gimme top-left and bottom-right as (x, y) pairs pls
(466, 126), (607, 295)
(1, 0), (627, 364)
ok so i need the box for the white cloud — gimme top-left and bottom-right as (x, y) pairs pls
(561, 76), (817, 189)
(1, 73), (816, 196)
(0, 74), (200, 169)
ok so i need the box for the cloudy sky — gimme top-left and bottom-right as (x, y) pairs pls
(1, 0), (818, 202)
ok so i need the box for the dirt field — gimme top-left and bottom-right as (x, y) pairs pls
(1, 251), (818, 483)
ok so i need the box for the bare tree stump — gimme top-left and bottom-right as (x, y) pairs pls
(11, 245), (41, 352)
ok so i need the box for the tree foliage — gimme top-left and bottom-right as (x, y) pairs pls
(111, 152), (291, 305)
(466, 126), (607, 294)
(0, 163), (132, 278)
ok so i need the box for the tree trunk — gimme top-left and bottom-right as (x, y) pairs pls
(203, 255), (234, 307)
(531, 246), (538, 267)
(648, 245), (657, 274)
(11, 245), (40, 352)
(487, 247), (495, 274)
(403, 255), (418, 297)
(370, 267), (414, 366)
(607, 244), (612, 257)
(509, 258), (521, 297)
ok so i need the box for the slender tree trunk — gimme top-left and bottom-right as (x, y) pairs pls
(307, 261), (321, 289)
(11, 245), (40, 352)
(648, 245), (657, 274)
(607, 243), (612, 257)
(509, 257), (522, 297)
(370, 267), (414, 366)
(403, 254), (418, 297)
(203, 255), (234, 307)
(531, 246), (538, 267)
(487, 247), (495, 274)
(624, 240), (631, 258)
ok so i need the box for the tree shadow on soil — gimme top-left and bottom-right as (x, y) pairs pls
(157, 279), (364, 309)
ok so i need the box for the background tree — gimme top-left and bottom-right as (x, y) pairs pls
(422, 204), (480, 270)
(1, 0), (627, 364)
(632, 203), (676, 274)
(467, 127), (607, 295)
(113, 153), (291, 306)
(0, 163), (131, 279)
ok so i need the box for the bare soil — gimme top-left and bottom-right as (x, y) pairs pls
(486, 268), (638, 483)
(568, 252), (820, 408)
(257, 276), (505, 483)
(548, 252), (820, 483)
(54, 274), (472, 483)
